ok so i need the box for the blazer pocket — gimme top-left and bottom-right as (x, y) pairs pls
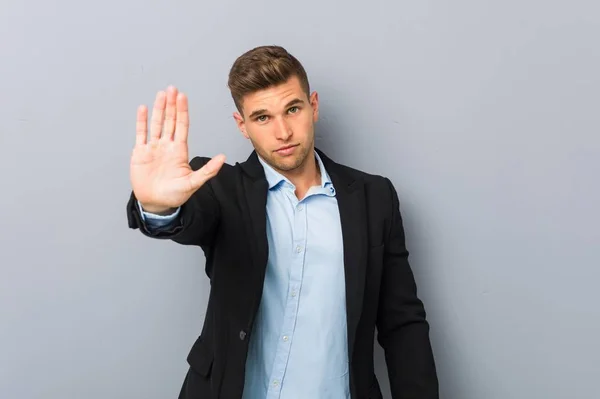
(369, 242), (384, 250)
(187, 336), (214, 378)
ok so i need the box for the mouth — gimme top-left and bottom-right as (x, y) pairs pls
(274, 144), (299, 156)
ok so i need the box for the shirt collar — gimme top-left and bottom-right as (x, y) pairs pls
(257, 150), (333, 191)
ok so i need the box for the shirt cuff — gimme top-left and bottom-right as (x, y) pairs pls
(137, 201), (180, 228)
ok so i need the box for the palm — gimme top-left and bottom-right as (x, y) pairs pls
(131, 140), (193, 207)
(130, 86), (225, 213)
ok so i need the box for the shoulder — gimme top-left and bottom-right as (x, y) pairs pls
(329, 159), (397, 197)
(189, 156), (242, 176)
(187, 156), (246, 199)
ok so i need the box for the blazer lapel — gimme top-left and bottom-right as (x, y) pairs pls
(317, 149), (368, 358)
(237, 152), (269, 328)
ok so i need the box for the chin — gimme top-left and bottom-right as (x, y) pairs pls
(261, 145), (310, 172)
(274, 155), (303, 171)
(274, 160), (300, 171)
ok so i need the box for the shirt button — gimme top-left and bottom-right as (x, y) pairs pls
(273, 379), (280, 386)
(239, 330), (247, 340)
(297, 205), (303, 211)
(296, 246), (302, 253)
(282, 335), (289, 341)
(291, 290), (297, 297)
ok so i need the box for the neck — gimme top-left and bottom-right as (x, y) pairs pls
(281, 152), (321, 199)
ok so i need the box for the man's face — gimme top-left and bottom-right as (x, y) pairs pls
(233, 76), (319, 174)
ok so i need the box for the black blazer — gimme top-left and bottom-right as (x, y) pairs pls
(126, 148), (438, 399)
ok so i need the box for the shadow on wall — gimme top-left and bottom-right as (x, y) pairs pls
(374, 341), (392, 398)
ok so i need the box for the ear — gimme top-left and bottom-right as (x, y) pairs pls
(233, 112), (249, 139)
(309, 91), (319, 123)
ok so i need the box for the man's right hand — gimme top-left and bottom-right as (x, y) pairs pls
(130, 86), (225, 214)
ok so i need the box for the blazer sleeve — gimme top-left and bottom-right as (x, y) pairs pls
(376, 177), (439, 398)
(126, 156), (221, 248)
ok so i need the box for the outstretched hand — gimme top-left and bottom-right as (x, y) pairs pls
(130, 86), (225, 214)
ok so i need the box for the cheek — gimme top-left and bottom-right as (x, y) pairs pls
(292, 115), (314, 135)
(303, 119), (315, 138)
(249, 125), (276, 144)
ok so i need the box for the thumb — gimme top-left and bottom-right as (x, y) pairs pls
(188, 154), (226, 190)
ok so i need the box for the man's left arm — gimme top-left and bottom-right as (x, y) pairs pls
(376, 178), (439, 398)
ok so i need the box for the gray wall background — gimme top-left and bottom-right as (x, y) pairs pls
(1, 0), (598, 398)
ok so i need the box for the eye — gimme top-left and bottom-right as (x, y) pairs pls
(257, 115), (268, 122)
(288, 106), (299, 114)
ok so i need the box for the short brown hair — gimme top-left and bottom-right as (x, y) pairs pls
(227, 45), (310, 115)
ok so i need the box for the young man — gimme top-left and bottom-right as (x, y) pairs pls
(126, 45), (438, 399)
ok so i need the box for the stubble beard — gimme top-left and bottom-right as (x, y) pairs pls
(253, 140), (313, 174)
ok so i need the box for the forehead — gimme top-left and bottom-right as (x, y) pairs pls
(241, 76), (307, 115)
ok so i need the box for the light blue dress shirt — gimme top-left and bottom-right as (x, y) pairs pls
(139, 151), (350, 399)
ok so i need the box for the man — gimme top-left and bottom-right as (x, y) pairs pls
(126, 45), (438, 399)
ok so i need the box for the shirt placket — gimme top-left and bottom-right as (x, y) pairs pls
(266, 189), (309, 398)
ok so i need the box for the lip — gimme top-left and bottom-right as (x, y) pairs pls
(275, 144), (298, 155)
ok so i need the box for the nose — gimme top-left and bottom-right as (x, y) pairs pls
(274, 118), (292, 141)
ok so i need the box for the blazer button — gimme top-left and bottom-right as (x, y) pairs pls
(239, 330), (247, 340)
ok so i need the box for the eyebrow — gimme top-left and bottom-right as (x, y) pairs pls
(247, 98), (305, 119)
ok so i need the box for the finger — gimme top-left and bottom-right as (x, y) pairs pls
(162, 86), (178, 140)
(135, 105), (148, 146)
(149, 91), (166, 141)
(188, 154), (226, 190)
(174, 92), (189, 143)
